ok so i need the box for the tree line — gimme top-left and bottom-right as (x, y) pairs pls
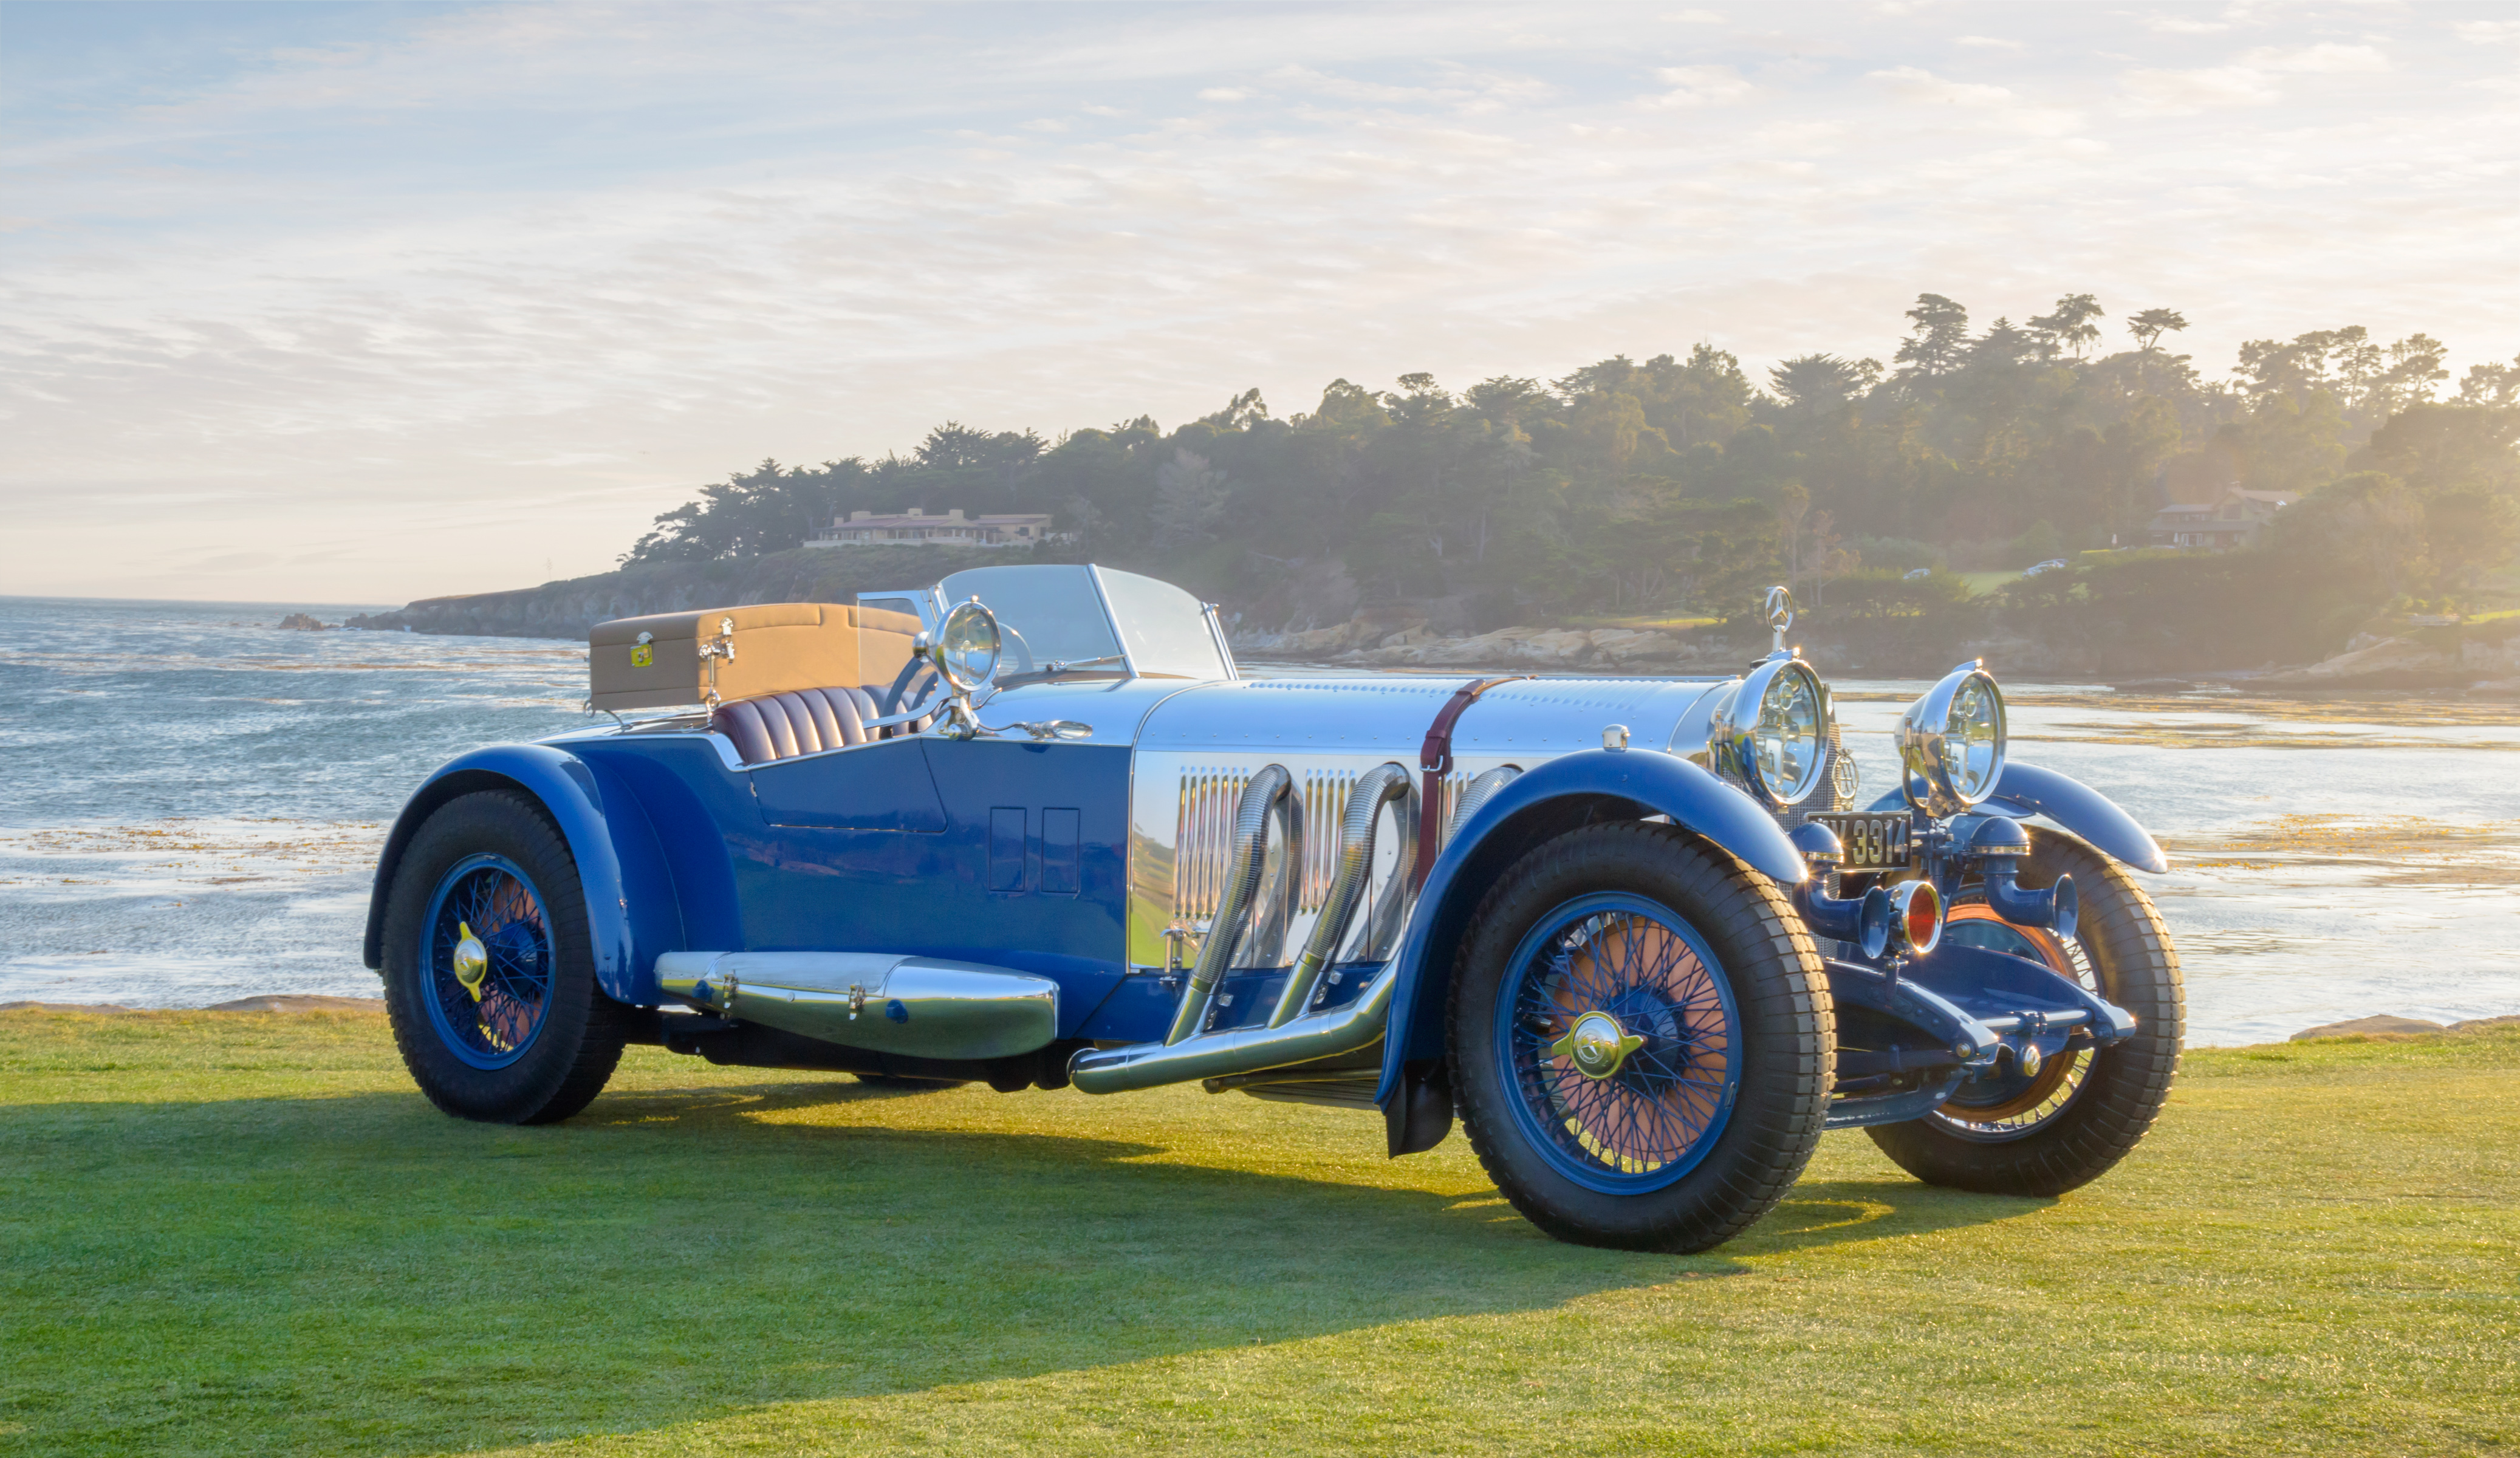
(621, 295), (2520, 649)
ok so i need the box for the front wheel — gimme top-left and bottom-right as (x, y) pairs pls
(1448, 823), (1835, 1253)
(382, 789), (631, 1124)
(1866, 827), (2183, 1196)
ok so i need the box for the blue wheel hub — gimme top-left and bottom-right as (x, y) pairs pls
(419, 854), (556, 1070)
(1496, 893), (1742, 1193)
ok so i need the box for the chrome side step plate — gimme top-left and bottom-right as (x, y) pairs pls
(655, 951), (1058, 1061)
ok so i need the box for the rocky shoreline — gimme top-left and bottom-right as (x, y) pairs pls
(335, 552), (2520, 693)
(1237, 608), (2520, 693)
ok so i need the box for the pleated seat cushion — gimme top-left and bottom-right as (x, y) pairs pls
(712, 686), (883, 765)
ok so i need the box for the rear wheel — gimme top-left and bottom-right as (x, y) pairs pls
(382, 790), (631, 1124)
(1448, 823), (1834, 1253)
(1866, 827), (2182, 1195)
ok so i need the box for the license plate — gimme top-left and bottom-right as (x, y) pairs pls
(1810, 812), (1912, 872)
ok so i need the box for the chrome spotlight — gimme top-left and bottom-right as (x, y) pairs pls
(1896, 660), (2007, 816)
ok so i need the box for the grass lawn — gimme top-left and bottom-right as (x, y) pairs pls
(1955, 570), (2022, 598)
(4, 1009), (2515, 1457)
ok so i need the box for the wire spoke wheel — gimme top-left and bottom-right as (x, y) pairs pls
(1928, 905), (2092, 1138)
(1449, 823), (1832, 1253)
(1865, 826), (2183, 1197)
(1501, 895), (1742, 1190)
(383, 790), (629, 1124)
(419, 853), (556, 1070)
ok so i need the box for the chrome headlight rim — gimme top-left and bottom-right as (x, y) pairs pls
(1710, 657), (1829, 810)
(1897, 660), (2008, 816)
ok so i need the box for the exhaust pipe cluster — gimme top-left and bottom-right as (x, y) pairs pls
(1075, 760), (1437, 1096)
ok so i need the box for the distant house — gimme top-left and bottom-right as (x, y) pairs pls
(2146, 488), (2296, 551)
(804, 507), (1061, 550)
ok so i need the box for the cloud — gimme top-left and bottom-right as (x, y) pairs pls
(1866, 64), (2081, 134)
(2142, 15), (2231, 35)
(1019, 118), (1069, 132)
(2122, 42), (2388, 115)
(1665, 9), (1725, 23)
(1197, 87), (1252, 101)
(2454, 20), (2520, 44)
(1956, 35), (2025, 50)
(1869, 65), (2014, 106)
(2121, 64), (2284, 112)
(1639, 64), (1753, 108)
(2, 1), (2513, 600)
(2241, 43), (2390, 74)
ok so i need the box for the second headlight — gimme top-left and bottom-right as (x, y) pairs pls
(1897, 660), (2007, 815)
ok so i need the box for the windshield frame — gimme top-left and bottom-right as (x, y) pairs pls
(862, 564), (1237, 690)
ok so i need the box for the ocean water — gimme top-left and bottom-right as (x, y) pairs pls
(2, 595), (2514, 1046)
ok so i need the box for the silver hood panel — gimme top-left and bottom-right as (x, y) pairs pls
(1135, 675), (1739, 757)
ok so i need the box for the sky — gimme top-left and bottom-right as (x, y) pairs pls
(4, 1), (2516, 605)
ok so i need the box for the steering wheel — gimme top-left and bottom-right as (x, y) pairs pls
(883, 659), (940, 717)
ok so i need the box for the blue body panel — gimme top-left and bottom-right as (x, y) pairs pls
(1866, 761), (2166, 874)
(1372, 748), (1809, 1106)
(369, 732), (1139, 1037)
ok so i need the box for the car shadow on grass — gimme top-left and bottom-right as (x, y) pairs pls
(5, 1078), (2050, 1456)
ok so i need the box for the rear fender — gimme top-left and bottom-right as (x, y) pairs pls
(361, 745), (683, 1005)
(1374, 748), (1806, 1107)
(1865, 761), (2166, 874)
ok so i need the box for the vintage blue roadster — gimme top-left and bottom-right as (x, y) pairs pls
(368, 564), (2181, 1251)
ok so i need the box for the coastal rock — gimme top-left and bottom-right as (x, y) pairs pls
(2256, 637), (2465, 690)
(1323, 624), (1730, 671)
(2290, 1013), (2448, 1041)
(275, 613), (330, 631)
(205, 994), (384, 1013)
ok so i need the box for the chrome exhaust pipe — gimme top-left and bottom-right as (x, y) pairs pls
(1072, 962), (1400, 1095)
(1447, 765), (1521, 841)
(1162, 765), (1296, 1046)
(1079, 764), (1416, 1097)
(1269, 762), (1414, 1027)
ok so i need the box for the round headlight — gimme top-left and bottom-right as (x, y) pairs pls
(1897, 662), (2007, 815)
(1711, 658), (1828, 809)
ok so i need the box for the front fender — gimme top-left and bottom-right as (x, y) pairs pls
(361, 744), (683, 1005)
(1374, 748), (1806, 1107)
(1869, 761), (2167, 874)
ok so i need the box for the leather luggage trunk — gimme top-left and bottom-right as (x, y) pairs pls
(588, 603), (922, 711)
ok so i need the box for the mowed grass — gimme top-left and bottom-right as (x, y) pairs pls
(3, 1011), (2515, 1457)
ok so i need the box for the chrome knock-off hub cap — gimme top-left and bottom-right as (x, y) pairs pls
(451, 921), (491, 1003)
(1551, 1010), (1646, 1081)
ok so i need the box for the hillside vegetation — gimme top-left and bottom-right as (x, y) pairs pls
(589, 296), (2519, 668)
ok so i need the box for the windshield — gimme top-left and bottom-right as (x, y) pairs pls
(1099, 569), (1230, 679)
(938, 565), (1124, 676)
(932, 564), (1231, 682)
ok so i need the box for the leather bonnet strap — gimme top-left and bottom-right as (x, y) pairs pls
(1414, 675), (1532, 891)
